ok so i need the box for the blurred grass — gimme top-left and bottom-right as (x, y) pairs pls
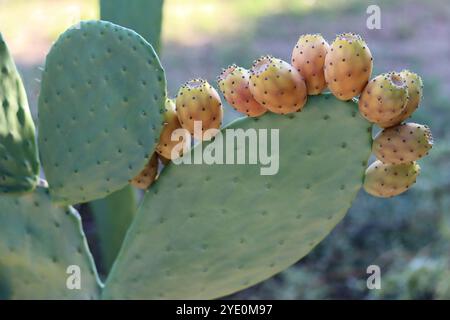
(1, 0), (450, 300)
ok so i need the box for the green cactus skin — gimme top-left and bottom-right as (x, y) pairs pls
(324, 33), (373, 100)
(102, 94), (372, 299)
(358, 72), (408, 127)
(90, 186), (136, 277)
(363, 160), (420, 198)
(38, 21), (166, 205)
(100, 0), (164, 53)
(249, 56), (307, 114)
(0, 187), (102, 299)
(0, 33), (39, 194)
(372, 123), (433, 164)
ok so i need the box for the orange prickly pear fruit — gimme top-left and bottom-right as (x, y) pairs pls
(358, 72), (408, 127)
(249, 56), (307, 114)
(324, 33), (373, 100)
(372, 123), (433, 164)
(291, 34), (329, 95)
(156, 98), (188, 160)
(364, 160), (420, 198)
(176, 79), (223, 140)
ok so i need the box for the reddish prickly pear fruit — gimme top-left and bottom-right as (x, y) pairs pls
(248, 56), (307, 114)
(156, 98), (188, 160)
(324, 33), (373, 100)
(130, 152), (158, 190)
(358, 72), (408, 127)
(291, 34), (329, 95)
(176, 79), (223, 140)
(363, 160), (420, 198)
(380, 70), (424, 127)
(373, 123), (433, 164)
(217, 64), (267, 117)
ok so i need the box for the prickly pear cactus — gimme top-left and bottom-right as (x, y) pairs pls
(38, 21), (166, 205)
(102, 94), (372, 299)
(0, 187), (101, 299)
(0, 33), (39, 194)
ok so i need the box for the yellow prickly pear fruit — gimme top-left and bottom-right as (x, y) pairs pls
(130, 152), (159, 190)
(363, 160), (420, 198)
(324, 33), (373, 100)
(156, 98), (188, 160)
(379, 70), (423, 127)
(372, 123), (433, 164)
(358, 72), (408, 127)
(291, 34), (329, 95)
(176, 79), (223, 141)
(249, 56), (307, 114)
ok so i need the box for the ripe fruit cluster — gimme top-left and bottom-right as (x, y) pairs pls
(132, 32), (432, 198)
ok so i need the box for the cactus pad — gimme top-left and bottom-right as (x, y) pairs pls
(38, 21), (166, 205)
(103, 94), (372, 299)
(0, 187), (101, 299)
(0, 33), (39, 193)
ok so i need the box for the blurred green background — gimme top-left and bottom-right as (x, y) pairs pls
(1, 0), (449, 299)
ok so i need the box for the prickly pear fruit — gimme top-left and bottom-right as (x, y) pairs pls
(291, 34), (329, 95)
(358, 72), (408, 127)
(364, 160), (420, 198)
(373, 123), (433, 164)
(217, 65), (267, 117)
(176, 79), (223, 140)
(156, 98), (188, 160)
(379, 70), (423, 127)
(363, 160), (420, 198)
(248, 56), (307, 114)
(324, 33), (373, 100)
(130, 152), (158, 190)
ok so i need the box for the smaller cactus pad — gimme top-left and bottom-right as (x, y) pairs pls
(103, 94), (372, 299)
(38, 21), (166, 205)
(0, 33), (39, 193)
(0, 187), (101, 299)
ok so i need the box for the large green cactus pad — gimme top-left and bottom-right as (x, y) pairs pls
(103, 94), (373, 299)
(0, 33), (39, 193)
(38, 21), (166, 205)
(0, 187), (101, 299)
